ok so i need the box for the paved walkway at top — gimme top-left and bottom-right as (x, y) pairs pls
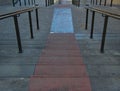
(50, 8), (74, 33)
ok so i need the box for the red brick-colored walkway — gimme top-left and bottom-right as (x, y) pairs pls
(29, 33), (91, 91)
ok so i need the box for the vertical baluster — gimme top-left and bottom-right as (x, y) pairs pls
(110, 0), (113, 6)
(96, 0), (97, 5)
(24, 0), (26, 6)
(45, 0), (47, 7)
(90, 11), (95, 39)
(28, 0), (30, 5)
(104, 0), (107, 6)
(100, 16), (108, 53)
(99, 0), (102, 5)
(19, 0), (22, 6)
(13, 15), (23, 53)
(91, 0), (92, 5)
(28, 11), (34, 39)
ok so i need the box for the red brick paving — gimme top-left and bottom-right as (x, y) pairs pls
(29, 33), (91, 91)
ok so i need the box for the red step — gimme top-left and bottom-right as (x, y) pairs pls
(29, 76), (92, 91)
(34, 65), (88, 77)
(37, 57), (84, 65)
(40, 49), (82, 57)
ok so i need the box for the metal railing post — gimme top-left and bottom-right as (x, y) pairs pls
(35, 8), (39, 30)
(90, 11), (95, 39)
(24, 0), (26, 6)
(100, 16), (108, 53)
(85, 9), (89, 30)
(13, 15), (23, 53)
(99, 0), (102, 5)
(19, 0), (22, 6)
(104, 0), (107, 6)
(45, 0), (47, 7)
(110, 0), (113, 6)
(28, 0), (30, 5)
(28, 11), (34, 39)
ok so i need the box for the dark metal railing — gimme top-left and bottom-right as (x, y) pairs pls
(90, 0), (113, 7)
(0, 7), (40, 53)
(84, 6), (120, 53)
